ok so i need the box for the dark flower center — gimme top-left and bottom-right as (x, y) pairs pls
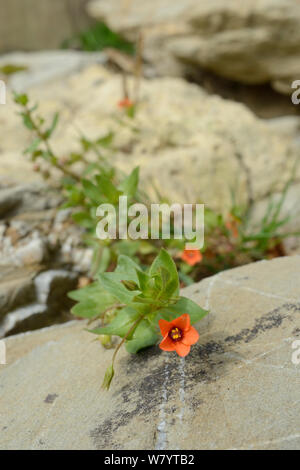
(169, 327), (183, 342)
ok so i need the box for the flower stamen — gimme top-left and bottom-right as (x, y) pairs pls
(169, 327), (182, 342)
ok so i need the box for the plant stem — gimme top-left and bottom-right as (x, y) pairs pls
(88, 303), (125, 325)
(25, 105), (80, 181)
(112, 313), (145, 366)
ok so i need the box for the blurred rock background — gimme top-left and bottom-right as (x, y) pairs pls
(0, 0), (93, 52)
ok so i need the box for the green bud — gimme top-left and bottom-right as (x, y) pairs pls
(121, 280), (139, 291)
(101, 364), (115, 391)
(99, 335), (113, 348)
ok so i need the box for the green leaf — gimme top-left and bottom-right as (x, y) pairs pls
(24, 138), (41, 154)
(45, 112), (59, 138)
(64, 186), (85, 206)
(149, 248), (179, 300)
(80, 137), (92, 152)
(98, 272), (141, 303)
(21, 113), (34, 130)
(95, 174), (121, 204)
(68, 282), (114, 303)
(178, 270), (194, 286)
(72, 211), (95, 229)
(68, 283), (116, 319)
(115, 255), (143, 284)
(125, 319), (158, 353)
(89, 307), (139, 337)
(82, 178), (103, 205)
(136, 269), (151, 292)
(114, 240), (140, 257)
(154, 296), (209, 325)
(96, 131), (114, 147)
(14, 93), (28, 106)
(71, 299), (102, 318)
(94, 246), (111, 274)
(119, 167), (139, 199)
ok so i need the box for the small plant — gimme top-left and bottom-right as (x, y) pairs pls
(61, 22), (135, 55)
(13, 91), (151, 275)
(14, 90), (300, 389)
(69, 249), (208, 389)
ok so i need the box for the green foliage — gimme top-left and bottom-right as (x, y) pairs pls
(75, 249), (209, 388)
(0, 64), (28, 76)
(61, 22), (135, 55)
(75, 249), (207, 343)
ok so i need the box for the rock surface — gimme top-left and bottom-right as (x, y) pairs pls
(0, 268), (78, 338)
(0, 0), (93, 52)
(1, 54), (299, 216)
(88, 0), (300, 94)
(1, 256), (300, 450)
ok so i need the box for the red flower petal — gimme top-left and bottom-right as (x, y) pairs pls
(174, 342), (191, 357)
(159, 319), (172, 337)
(159, 334), (176, 352)
(172, 313), (190, 332)
(181, 249), (202, 266)
(182, 326), (199, 346)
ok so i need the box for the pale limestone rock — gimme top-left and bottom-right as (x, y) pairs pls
(0, 269), (78, 338)
(1, 59), (299, 219)
(0, 266), (37, 321)
(88, 0), (300, 94)
(1, 256), (300, 449)
(14, 238), (46, 266)
(0, 51), (107, 92)
(0, 0), (92, 52)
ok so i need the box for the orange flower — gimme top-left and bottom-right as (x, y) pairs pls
(118, 97), (134, 109)
(159, 313), (199, 357)
(181, 249), (202, 266)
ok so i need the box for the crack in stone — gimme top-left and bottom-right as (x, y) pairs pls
(220, 278), (298, 303)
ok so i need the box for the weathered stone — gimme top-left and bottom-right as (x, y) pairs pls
(0, 187), (22, 217)
(1, 60), (299, 219)
(0, 256), (300, 449)
(0, 269), (78, 337)
(0, 266), (38, 321)
(88, 0), (300, 94)
(14, 237), (46, 266)
(0, 51), (107, 92)
(0, 0), (93, 53)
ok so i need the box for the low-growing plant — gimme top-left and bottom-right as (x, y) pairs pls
(14, 90), (300, 388)
(69, 248), (208, 389)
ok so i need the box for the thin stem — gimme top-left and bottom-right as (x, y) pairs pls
(112, 313), (145, 366)
(88, 303), (125, 326)
(24, 105), (80, 181)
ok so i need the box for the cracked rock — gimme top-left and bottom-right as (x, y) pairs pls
(1, 256), (300, 449)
